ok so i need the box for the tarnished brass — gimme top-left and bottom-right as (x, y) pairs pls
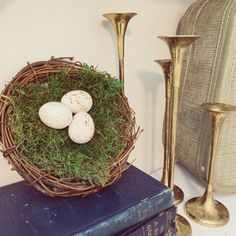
(185, 102), (236, 227)
(158, 35), (199, 236)
(103, 13), (137, 93)
(176, 214), (192, 236)
(155, 59), (172, 186)
(155, 59), (184, 205)
(158, 36), (199, 191)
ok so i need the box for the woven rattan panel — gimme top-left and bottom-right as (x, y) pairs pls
(176, 0), (236, 193)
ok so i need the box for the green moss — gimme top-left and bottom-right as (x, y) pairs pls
(9, 65), (131, 185)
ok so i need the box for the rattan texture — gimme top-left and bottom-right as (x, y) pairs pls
(177, 0), (236, 193)
(0, 57), (140, 197)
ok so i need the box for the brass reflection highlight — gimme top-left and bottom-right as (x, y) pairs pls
(155, 59), (184, 206)
(158, 35), (199, 236)
(103, 12), (137, 93)
(185, 102), (236, 227)
(154, 59), (172, 187)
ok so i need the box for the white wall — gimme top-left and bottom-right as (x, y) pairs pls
(0, 0), (195, 187)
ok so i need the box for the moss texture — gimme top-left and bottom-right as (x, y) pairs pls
(9, 65), (130, 185)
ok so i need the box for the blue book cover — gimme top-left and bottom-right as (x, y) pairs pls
(0, 165), (173, 236)
(119, 206), (176, 236)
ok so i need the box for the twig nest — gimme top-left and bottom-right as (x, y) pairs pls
(39, 102), (72, 129)
(0, 58), (139, 197)
(68, 112), (95, 144)
(61, 90), (93, 113)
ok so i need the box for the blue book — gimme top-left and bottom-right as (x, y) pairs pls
(160, 224), (177, 236)
(0, 165), (173, 236)
(120, 206), (177, 236)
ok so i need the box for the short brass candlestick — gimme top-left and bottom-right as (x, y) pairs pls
(103, 12), (137, 94)
(154, 59), (184, 205)
(185, 102), (236, 227)
(158, 35), (199, 236)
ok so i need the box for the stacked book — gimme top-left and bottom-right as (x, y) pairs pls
(0, 165), (176, 236)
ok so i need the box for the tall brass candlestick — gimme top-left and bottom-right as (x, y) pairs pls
(185, 103), (236, 227)
(158, 35), (199, 236)
(155, 59), (172, 186)
(155, 59), (184, 205)
(103, 13), (137, 93)
(158, 36), (199, 192)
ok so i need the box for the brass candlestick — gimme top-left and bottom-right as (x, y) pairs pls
(158, 35), (199, 236)
(155, 59), (172, 186)
(185, 102), (236, 227)
(103, 12), (137, 94)
(158, 36), (199, 192)
(154, 59), (184, 205)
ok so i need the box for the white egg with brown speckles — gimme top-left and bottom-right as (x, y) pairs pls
(68, 112), (95, 144)
(61, 90), (93, 113)
(39, 102), (72, 129)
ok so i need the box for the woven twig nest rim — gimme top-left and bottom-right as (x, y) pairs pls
(0, 57), (141, 197)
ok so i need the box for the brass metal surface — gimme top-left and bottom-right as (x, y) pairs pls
(201, 102), (236, 113)
(185, 102), (236, 227)
(176, 214), (192, 236)
(157, 35), (199, 235)
(173, 185), (184, 206)
(185, 197), (229, 227)
(158, 36), (199, 191)
(154, 59), (172, 187)
(103, 13), (137, 93)
(155, 59), (184, 205)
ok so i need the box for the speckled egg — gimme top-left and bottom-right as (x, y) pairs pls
(39, 102), (73, 129)
(61, 90), (93, 113)
(68, 112), (95, 144)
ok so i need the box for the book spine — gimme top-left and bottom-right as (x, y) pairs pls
(122, 206), (176, 236)
(160, 223), (177, 236)
(72, 189), (173, 236)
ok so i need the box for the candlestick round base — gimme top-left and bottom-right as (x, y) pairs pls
(176, 214), (192, 236)
(173, 185), (184, 205)
(185, 197), (229, 227)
